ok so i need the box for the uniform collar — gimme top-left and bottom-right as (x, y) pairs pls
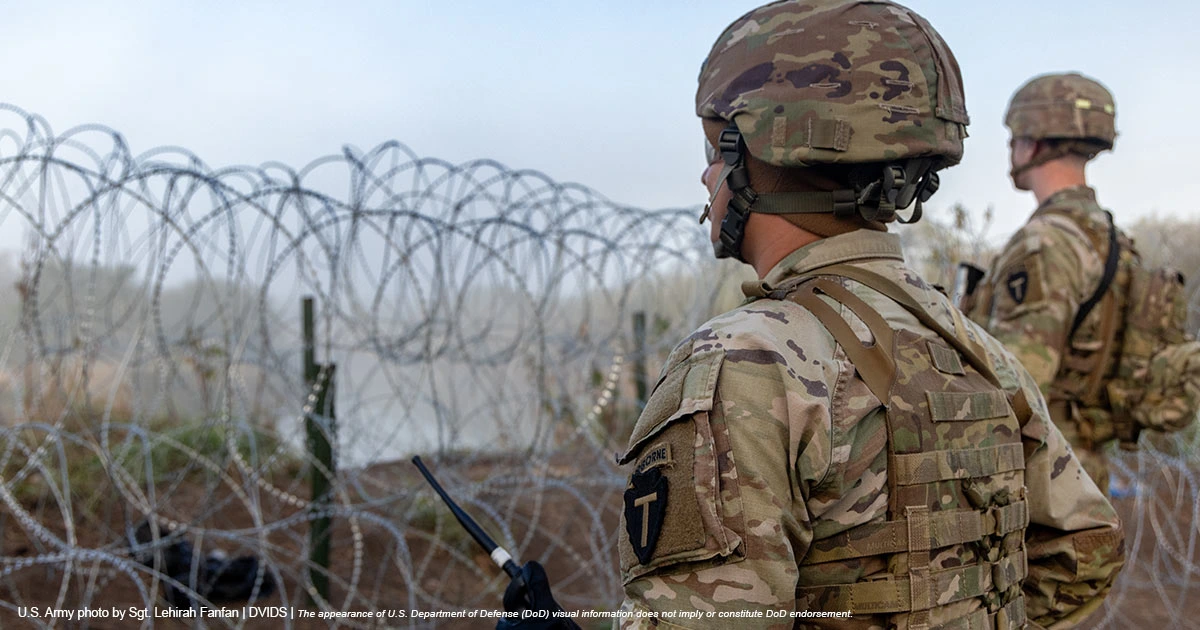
(741, 230), (904, 299)
(1036, 185), (1097, 211)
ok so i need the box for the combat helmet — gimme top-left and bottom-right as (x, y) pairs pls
(696, 0), (970, 260)
(1005, 72), (1116, 153)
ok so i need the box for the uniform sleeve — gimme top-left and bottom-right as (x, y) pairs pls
(616, 345), (825, 630)
(1006, 355), (1125, 628)
(970, 224), (1092, 397)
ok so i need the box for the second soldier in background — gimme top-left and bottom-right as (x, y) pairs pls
(968, 73), (1200, 495)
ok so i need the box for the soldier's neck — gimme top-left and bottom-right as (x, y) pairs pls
(745, 215), (821, 279)
(1029, 161), (1088, 206)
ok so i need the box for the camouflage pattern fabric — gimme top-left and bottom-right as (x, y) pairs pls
(1005, 73), (1116, 150)
(971, 186), (1200, 494)
(1122, 339), (1200, 436)
(968, 186), (1122, 493)
(618, 230), (1124, 629)
(695, 0), (969, 168)
(785, 268), (1030, 630)
(1106, 266), (1200, 443)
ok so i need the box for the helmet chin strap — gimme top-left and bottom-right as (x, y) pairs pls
(1008, 140), (1060, 180)
(1009, 138), (1099, 181)
(703, 123), (943, 262)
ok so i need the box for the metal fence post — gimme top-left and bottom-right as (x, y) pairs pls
(633, 311), (648, 411)
(303, 297), (336, 605)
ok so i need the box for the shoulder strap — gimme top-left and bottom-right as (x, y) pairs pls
(796, 264), (1003, 388)
(1069, 211), (1119, 340)
(790, 278), (896, 404)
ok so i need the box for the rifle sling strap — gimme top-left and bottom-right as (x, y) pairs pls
(1069, 211), (1119, 340)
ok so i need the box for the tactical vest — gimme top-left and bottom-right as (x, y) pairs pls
(1044, 204), (1200, 449)
(787, 265), (1029, 630)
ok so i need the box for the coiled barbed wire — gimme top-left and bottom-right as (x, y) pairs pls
(0, 104), (722, 628)
(0, 103), (1196, 628)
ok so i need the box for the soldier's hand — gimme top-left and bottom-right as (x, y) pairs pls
(495, 561), (581, 630)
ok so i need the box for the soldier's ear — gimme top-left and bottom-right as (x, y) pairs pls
(1027, 139), (1050, 161)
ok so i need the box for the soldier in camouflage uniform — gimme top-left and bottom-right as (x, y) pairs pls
(966, 72), (1190, 495)
(616, 2), (1124, 629)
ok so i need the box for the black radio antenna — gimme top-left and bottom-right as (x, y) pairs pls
(411, 456), (522, 579)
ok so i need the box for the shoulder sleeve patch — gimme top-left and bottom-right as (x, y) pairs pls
(996, 255), (1046, 312)
(622, 424), (701, 566)
(1006, 268), (1030, 304)
(618, 349), (746, 582)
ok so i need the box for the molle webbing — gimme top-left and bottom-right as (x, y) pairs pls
(892, 442), (1025, 484)
(938, 597), (1027, 630)
(927, 390), (1009, 421)
(794, 548), (1027, 612)
(909, 504), (933, 622)
(803, 502), (1029, 564)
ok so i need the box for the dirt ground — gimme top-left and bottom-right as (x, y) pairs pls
(1093, 456), (1200, 630)
(0, 447), (623, 630)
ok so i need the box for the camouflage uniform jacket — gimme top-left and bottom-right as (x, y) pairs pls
(617, 230), (1123, 629)
(967, 186), (1129, 492)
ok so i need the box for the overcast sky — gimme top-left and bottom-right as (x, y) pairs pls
(3, 0), (1197, 242)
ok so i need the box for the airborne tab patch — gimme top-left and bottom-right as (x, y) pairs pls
(634, 442), (673, 474)
(624, 467), (668, 565)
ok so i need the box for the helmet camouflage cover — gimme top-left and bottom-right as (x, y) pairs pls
(1005, 72), (1116, 150)
(696, 0), (970, 168)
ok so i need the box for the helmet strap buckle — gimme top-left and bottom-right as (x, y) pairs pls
(717, 186), (756, 259)
(717, 125), (744, 166)
(879, 158), (941, 223)
(709, 122), (756, 262)
(831, 189), (857, 219)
